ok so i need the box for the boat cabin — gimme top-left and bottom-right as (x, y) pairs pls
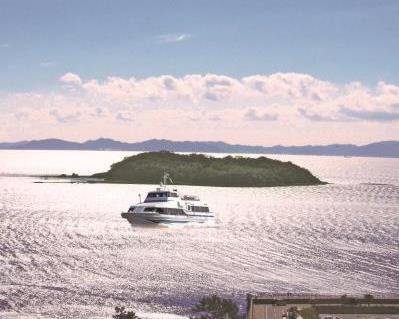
(144, 191), (178, 202)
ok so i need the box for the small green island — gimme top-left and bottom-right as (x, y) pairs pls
(83, 151), (324, 187)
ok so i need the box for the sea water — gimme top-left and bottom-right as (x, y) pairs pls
(0, 150), (398, 318)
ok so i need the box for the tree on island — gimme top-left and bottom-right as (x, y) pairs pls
(191, 295), (240, 319)
(113, 306), (140, 319)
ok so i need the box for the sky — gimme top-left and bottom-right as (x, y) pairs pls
(1, 0), (399, 146)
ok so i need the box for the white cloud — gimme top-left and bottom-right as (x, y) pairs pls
(244, 108), (278, 121)
(1, 72), (399, 144)
(49, 109), (81, 123)
(158, 33), (191, 43)
(116, 112), (134, 123)
(60, 72), (82, 85)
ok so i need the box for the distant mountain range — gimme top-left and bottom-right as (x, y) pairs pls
(0, 138), (399, 158)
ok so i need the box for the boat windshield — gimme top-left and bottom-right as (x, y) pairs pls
(144, 191), (178, 202)
(146, 192), (167, 198)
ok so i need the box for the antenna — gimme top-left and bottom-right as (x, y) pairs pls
(160, 172), (173, 189)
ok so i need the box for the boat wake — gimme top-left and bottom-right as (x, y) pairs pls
(158, 219), (219, 229)
(127, 219), (219, 229)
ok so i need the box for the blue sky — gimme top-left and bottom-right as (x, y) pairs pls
(0, 1), (399, 144)
(1, 0), (398, 91)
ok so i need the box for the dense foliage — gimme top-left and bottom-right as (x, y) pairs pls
(112, 306), (140, 319)
(297, 307), (318, 319)
(93, 151), (323, 187)
(191, 295), (240, 319)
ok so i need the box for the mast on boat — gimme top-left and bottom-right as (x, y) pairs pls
(160, 172), (173, 190)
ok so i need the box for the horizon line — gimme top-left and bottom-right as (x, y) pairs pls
(1, 137), (398, 148)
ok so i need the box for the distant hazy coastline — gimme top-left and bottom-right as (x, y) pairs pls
(1, 138), (399, 158)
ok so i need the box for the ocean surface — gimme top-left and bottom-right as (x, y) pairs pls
(0, 150), (398, 319)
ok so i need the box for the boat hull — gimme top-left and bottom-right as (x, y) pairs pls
(121, 212), (214, 225)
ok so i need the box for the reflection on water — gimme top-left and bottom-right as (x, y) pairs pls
(0, 150), (398, 318)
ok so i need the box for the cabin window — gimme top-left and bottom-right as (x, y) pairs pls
(182, 195), (200, 201)
(160, 208), (185, 215)
(143, 207), (185, 215)
(191, 206), (210, 212)
(128, 206), (136, 212)
(144, 207), (174, 213)
(144, 207), (163, 212)
(167, 192), (178, 197)
(147, 192), (167, 198)
(145, 192), (170, 202)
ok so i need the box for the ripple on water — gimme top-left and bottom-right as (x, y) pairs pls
(0, 157), (398, 318)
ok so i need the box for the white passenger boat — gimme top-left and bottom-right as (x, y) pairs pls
(121, 173), (215, 225)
